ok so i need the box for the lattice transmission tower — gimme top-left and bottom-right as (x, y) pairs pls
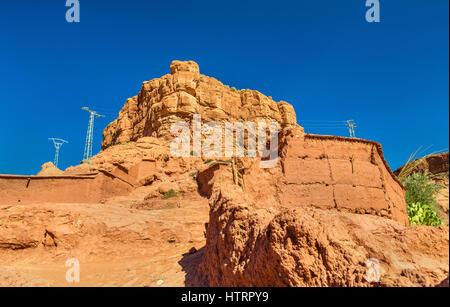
(82, 107), (104, 162)
(48, 138), (68, 168)
(346, 120), (357, 138)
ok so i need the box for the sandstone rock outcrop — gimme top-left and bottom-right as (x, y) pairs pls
(196, 164), (449, 287)
(394, 152), (449, 177)
(102, 60), (297, 149)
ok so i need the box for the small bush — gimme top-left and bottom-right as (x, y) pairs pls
(403, 172), (444, 225)
(404, 172), (441, 209)
(162, 189), (177, 200)
(407, 202), (444, 226)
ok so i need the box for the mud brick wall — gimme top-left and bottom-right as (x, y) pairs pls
(0, 173), (132, 205)
(241, 129), (408, 225)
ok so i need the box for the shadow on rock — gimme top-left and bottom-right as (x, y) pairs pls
(178, 246), (208, 287)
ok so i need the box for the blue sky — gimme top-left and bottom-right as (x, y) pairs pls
(0, 0), (448, 175)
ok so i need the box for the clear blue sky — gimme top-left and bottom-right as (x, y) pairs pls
(1, 0), (448, 175)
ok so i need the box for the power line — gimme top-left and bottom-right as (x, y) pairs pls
(48, 138), (68, 168)
(299, 119), (358, 138)
(302, 126), (348, 128)
(88, 107), (120, 115)
(302, 124), (348, 127)
(82, 107), (105, 163)
(301, 120), (348, 123)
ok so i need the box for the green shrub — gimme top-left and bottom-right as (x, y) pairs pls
(404, 172), (441, 209)
(403, 172), (443, 225)
(162, 189), (177, 200)
(407, 202), (444, 226)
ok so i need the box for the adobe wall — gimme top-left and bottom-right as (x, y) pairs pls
(0, 128), (407, 224)
(0, 172), (133, 205)
(241, 129), (409, 225)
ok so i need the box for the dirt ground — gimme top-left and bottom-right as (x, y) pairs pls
(0, 190), (209, 287)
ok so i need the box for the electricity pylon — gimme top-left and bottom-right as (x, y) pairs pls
(82, 107), (104, 162)
(346, 120), (357, 138)
(48, 138), (68, 168)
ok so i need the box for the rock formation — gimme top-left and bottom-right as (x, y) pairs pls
(102, 60), (297, 148)
(394, 152), (449, 177)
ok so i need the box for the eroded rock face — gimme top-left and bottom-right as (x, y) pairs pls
(102, 60), (297, 149)
(394, 152), (449, 176)
(196, 167), (449, 287)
